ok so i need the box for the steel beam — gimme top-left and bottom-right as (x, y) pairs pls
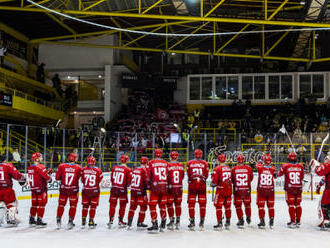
(142, 0), (163, 14)
(83, 0), (107, 11)
(0, 22), (29, 42)
(264, 29), (290, 56)
(3, 6), (330, 28)
(205, 0), (226, 17)
(123, 25), (164, 47)
(267, 0), (289, 20)
(216, 24), (250, 53)
(46, 13), (76, 35)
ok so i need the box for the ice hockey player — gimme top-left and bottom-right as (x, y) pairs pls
(81, 156), (103, 229)
(0, 155), (26, 226)
(211, 153), (232, 230)
(231, 154), (253, 228)
(256, 153), (276, 229)
(147, 149), (168, 232)
(127, 156), (149, 230)
(28, 152), (52, 227)
(108, 154), (132, 229)
(315, 177), (328, 229)
(314, 155), (330, 229)
(56, 152), (82, 229)
(167, 151), (185, 230)
(277, 152), (304, 228)
(186, 149), (209, 230)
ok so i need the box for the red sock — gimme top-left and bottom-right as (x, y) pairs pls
(149, 205), (157, 221)
(57, 205), (64, 218)
(109, 201), (117, 219)
(69, 206), (77, 220)
(188, 203), (195, 219)
(160, 204), (166, 219)
(175, 204), (181, 217)
(138, 206), (147, 223)
(258, 207), (265, 219)
(225, 207), (231, 219)
(37, 206), (45, 218)
(200, 203), (206, 219)
(89, 207), (96, 219)
(119, 203), (126, 219)
(82, 205), (89, 218)
(30, 206), (37, 217)
(288, 205), (296, 222)
(296, 205), (302, 222)
(128, 206), (136, 220)
(167, 204), (174, 218)
(216, 207), (223, 222)
(236, 207), (243, 220)
(269, 207), (275, 219)
(245, 204), (251, 218)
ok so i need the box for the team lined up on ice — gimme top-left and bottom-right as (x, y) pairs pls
(0, 149), (329, 232)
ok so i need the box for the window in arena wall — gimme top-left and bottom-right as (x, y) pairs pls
(269, 76), (280, 99)
(254, 76), (265, 99)
(312, 74), (324, 98)
(242, 76), (253, 100)
(228, 76), (239, 100)
(201, 77), (213, 100)
(299, 74), (311, 98)
(281, 75), (293, 99)
(215, 77), (227, 100)
(189, 77), (201, 100)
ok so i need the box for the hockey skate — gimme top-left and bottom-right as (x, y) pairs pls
(167, 217), (175, 231)
(137, 222), (148, 230)
(287, 221), (296, 229)
(199, 218), (205, 231)
(225, 219), (231, 230)
(147, 221), (158, 233)
(88, 219), (97, 229)
(246, 216), (251, 225)
(127, 217), (133, 230)
(213, 220), (223, 231)
(257, 218), (266, 229)
(107, 218), (114, 229)
(237, 218), (245, 229)
(160, 219), (166, 232)
(175, 217), (180, 230)
(29, 216), (36, 227)
(67, 218), (75, 230)
(81, 217), (86, 229)
(36, 218), (47, 228)
(269, 218), (274, 229)
(118, 217), (127, 228)
(188, 218), (195, 231)
(295, 221), (301, 228)
(56, 217), (61, 230)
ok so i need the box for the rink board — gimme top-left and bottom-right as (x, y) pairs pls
(14, 172), (321, 200)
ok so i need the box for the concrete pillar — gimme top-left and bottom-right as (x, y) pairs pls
(104, 65), (112, 122)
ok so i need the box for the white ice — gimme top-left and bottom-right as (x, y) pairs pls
(1, 194), (329, 248)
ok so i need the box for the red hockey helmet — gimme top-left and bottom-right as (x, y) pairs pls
(288, 152), (297, 161)
(31, 152), (42, 162)
(217, 153), (226, 163)
(236, 154), (245, 163)
(120, 154), (129, 163)
(263, 154), (272, 164)
(194, 149), (203, 159)
(87, 156), (96, 166)
(170, 151), (179, 161)
(140, 156), (148, 165)
(68, 153), (78, 162)
(154, 149), (163, 158)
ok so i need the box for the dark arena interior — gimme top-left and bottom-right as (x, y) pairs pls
(0, 1), (330, 247)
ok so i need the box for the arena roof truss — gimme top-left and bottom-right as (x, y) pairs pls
(1, 0), (330, 63)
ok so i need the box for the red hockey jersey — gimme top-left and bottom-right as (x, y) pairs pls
(167, 161), (185, 196)
(147, 158), (168, 194)
(110, 164), (132, 196)
(186, 159), (209, 194)
(130, 166), (148, 196)
(0, 162), (24, 189)
(278, 163), (304, 195)
(316, 162), (330, 190)
(211, 164), (232, 197)
(81, 166), (103, 198)
(28, 163), (51, 194)
(56, 162), (82, 196)
(231, 164), (254, 197)
(257, 164), (276, 197)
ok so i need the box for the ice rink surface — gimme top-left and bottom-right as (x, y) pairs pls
(1, 194), (329, 248)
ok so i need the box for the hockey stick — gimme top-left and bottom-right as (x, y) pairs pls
(316, 133), (329, 162)
(279, 124), (295, 151)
